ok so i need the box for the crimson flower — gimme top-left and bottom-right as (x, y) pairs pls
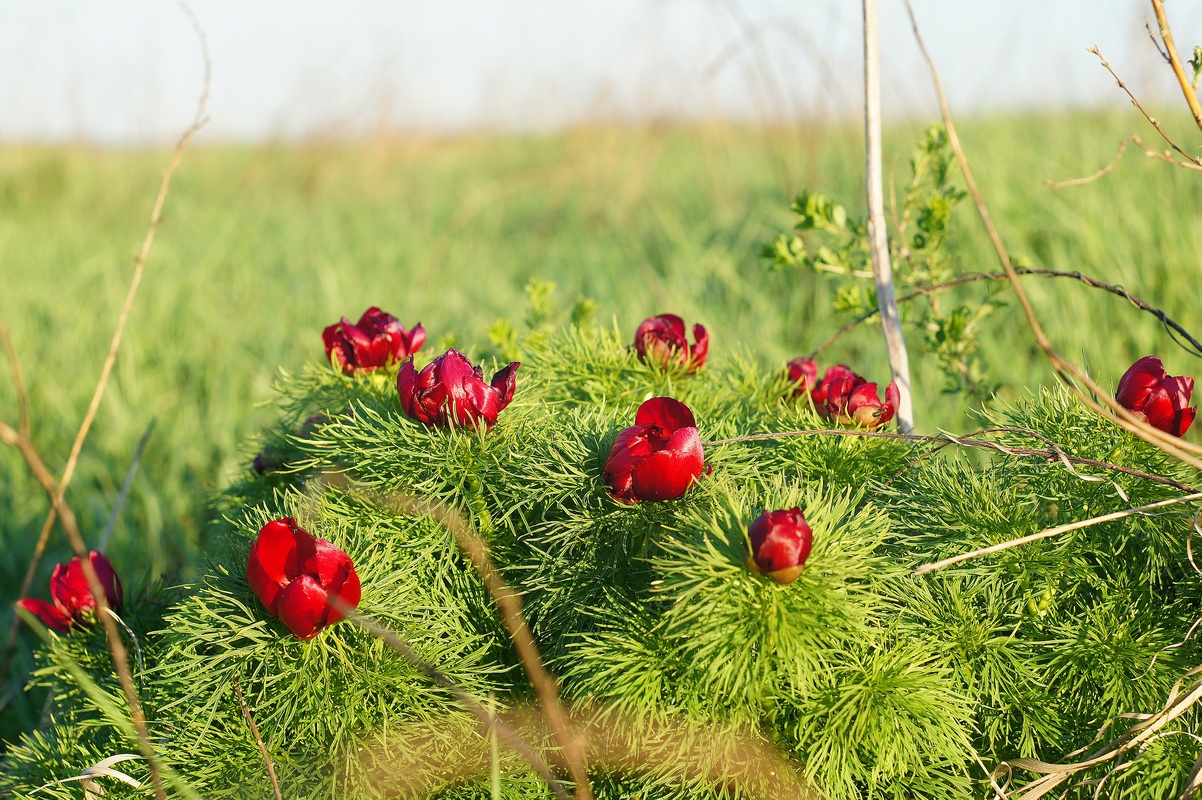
(786, 357), (820, 400)
(323, 307), (425, 374)
(634, 314), (709, 372)
(397, 349), (519, 429)
(246, 518), (361, 641)
(824, 375), (899, 429)
(603, 397), (705, 503)
(745, 508), (813, 585)
(1116, 356), (1196, 437)
(17, 551), (123, 633)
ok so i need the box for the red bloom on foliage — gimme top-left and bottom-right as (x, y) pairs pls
(634, 314), (709, 372)
(17, 551), (124, 633)
(745, 508), (813, 585)
(786, 357), (820, 400)
(823, 375), (900, 430)
(323, 307), (425, 374)
(246, 518), (361, 641)
(397, 349), (519, 430)
(603, 397), (705, 504)
(1116, 356), (1196, 437)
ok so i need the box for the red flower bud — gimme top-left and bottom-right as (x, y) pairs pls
(634, 314), (708, 372)
(1116, 356), (1197, 437)
(18, 551), (124, 632)
(603, 397), (705, 504)
(786, 357), (820, 400)
(246, 518), (361, 641)
(745, 508), (813, 585)
(323, 307), (425, 374)
(397, 350), (519, 429)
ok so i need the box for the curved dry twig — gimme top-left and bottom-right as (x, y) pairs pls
(915, 491), (1202, 575)
(902, 0), (1202, 474)
(807, 267), (1202, 361)
(703, 427), (1194, 494)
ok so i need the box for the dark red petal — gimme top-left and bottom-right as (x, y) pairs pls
(325, 563), (362, 624)
(490, 362), (520, 410)
(50, 559), (94, 620)
(397, 358), (420, 419)
(89, 551), (123, 613)
(787, 358), (819, 396)
(1177, 406), (1198, 437)
(1116, 356), (1165, 411)
(628, 426), (704, 501)
(247, 519), (310, 613)
(634, 397), (696, 433)
(403, 323), (427, 357)
(275, 576), (330, 641)
(304, 537), (354, 589)
(17, 598), (73, 632)
(689, 324), (709, 368)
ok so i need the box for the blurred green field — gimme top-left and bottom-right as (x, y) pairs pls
(0, 111), (1199, 637)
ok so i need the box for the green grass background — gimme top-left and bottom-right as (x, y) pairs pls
(0, 112), (1199, 731)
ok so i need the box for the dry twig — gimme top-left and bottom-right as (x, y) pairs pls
(1089, 46), (1202, 168)
(901, 0), (1202, 477)
(0, 4), (211, 795)
(915, 491), (1202, 575)
(1149, 0), (1202, 135)
(808, 266), (1202, 362)
(328, 598), (572, 800)
(320, 477), (592, 800)
(232, 674), (284, 800)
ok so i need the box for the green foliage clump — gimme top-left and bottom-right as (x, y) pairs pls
(3, 309), (1202, 799)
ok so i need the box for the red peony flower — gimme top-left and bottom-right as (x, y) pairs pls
(786, 357), (820, 400)
(397, 349), (519, 430)
(323, 307), (425, 374)
(246, 518), (361, 641)
(17, 551), (123, 632)
(634, 314), (709, 372)
(745, 508), (813, 585)
(813, 364), (861, 409)
(823, 376), (899, 429)
(603, 397), (705, 504)
(1116, 356), (1196, 437)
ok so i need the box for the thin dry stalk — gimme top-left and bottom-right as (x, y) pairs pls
(914, 491), (1202, 575)
(703, 427), (1194, 494)
(0, 323), (29, 436)
(0, 4), (211, 795)
(1149, 0), (1202, 135)
(321, 478), (592, 800)
(862, 0), (913, 432)
(807, 266), (1202, 361)
(1089, 46), (1202, 167)
(1046, 134), (1202, 188)
(232, 674), (283, 800)
(901, 0), (1202, 474)
(329, 598), (572, 800)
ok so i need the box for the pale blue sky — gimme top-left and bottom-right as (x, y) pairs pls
(1, 1), (1199, 143)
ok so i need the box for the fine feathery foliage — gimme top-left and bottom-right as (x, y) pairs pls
(4, 304), (1202, 800)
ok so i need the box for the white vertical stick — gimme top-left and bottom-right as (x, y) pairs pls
(863, 0), (914, 432)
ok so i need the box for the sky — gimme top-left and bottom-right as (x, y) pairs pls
(0, 1), (1199, 143)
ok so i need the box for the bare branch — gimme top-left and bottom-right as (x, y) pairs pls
(808, 266), (1202, 362)
(232, 674), (283, 800)
(320, 477), (591, 800)
(1089, 46), (1202, 167)
(703, 427), (1195, 494)
(0, 322), (29, 436)
(1150, 0), (1202, 135)
(914, 492), (1202, 575)
(328, 597), (572, 800)
(902, 0), (1202, 473)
